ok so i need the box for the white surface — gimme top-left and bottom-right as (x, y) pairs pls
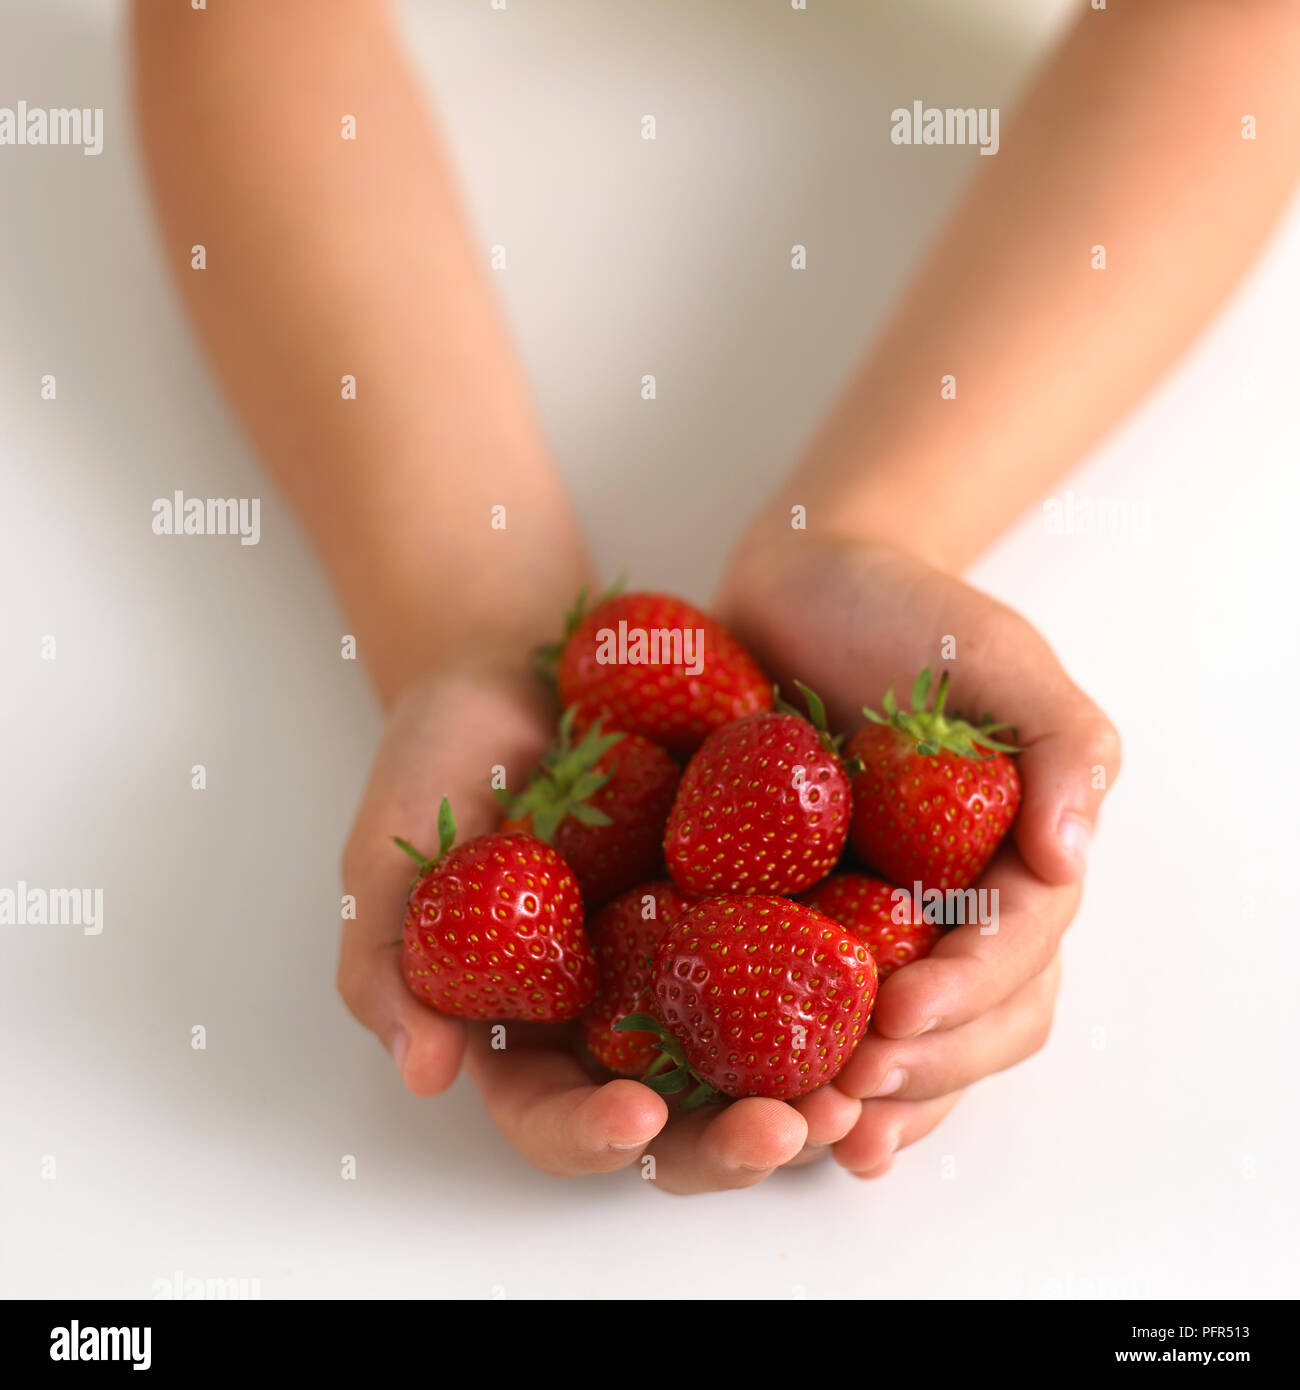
(2, 0), (1297, 1299)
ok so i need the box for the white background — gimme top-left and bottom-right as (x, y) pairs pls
(2, 0), (1297, 1299)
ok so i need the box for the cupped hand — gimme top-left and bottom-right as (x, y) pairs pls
(338, 669), (550, 1096)
(339, 667), (863, 1192)
(714, 531), (1122, 1178)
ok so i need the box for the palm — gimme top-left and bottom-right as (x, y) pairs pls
(713, 533), (1119, 1177)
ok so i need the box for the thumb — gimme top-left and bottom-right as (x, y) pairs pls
(1013, 692), (1122, 886)
(338, 839), (468, 1096)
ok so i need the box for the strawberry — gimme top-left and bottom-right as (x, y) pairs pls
(581, 880), (696, 1074)
(801, 873), (943, 980)
(619, 895), (878, 1102)
(663, 684), (851, 896)
(396, 799), (596, 1021)
(548, 588), (772, 757)
(847, 669), (1020, 891)
(499, 709), (679, 910)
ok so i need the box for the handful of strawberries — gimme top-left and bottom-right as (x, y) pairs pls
(397, 589), (1021, 1107)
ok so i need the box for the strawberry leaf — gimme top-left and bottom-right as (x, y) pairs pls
(615, 1012), (663, 1033)
(861, 668), (1020, 762)
(646, 1070), (689, 1095)
(436, 796), (456, 860)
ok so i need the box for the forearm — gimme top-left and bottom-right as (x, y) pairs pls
(132, 0), (588, 702)
(750, 0), (1300, 571)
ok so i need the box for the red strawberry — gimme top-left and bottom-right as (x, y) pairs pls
(663, 684), (851, 896)
(396, 800), (596, 1021)
(801, 873), (943, 980)
(620, 895), (878, 1102)
(550, 589), (772, 757)
(499, 709), (679, 910)
(581, 881), (696, 1074)
(847, 669), (1020, 891)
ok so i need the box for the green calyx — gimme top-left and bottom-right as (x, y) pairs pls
(533, 575), (627, 683)
(774, 680), (856, 766)
(616, 1013), (721, 1109)
(498, 707), (624, 844)
(393, 796), (457, 880)
(863, 668), (1019, 762)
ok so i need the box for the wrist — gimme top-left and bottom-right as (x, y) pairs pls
(358, 565), (592, 711)
(729, 500), (951, 589)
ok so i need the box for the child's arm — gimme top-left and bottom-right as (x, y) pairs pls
(132, 1), (832, 1190)
(747, 0), (1300, 572)
(719, 0), (1300, 1174)
(132, 0), (591, 1097)
(132, 0), (590, 705)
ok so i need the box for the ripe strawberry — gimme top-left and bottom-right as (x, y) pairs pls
(801, 873), (943, 980)
(619, 895), (878, 1102)
(581, 881), (696, 1074)
(548, 588), (772, 757)
(499, 709), (679, 910)
(396, 799), (596, 1021)
(663, 684), (851, 896)
(847, 669), (1020, 891)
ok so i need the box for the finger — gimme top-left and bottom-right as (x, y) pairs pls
(871, 843), (1078, 1038)
(642, 1098), (809, 1196)
(338, 688), (539, 1094)
(784, 1082), (863, 1167)
(466, 1026), (667, 1177)
(837, 959), (1060, 1101)
(833, 1091), (964, 1178)
(339, 813), (482, 1094)
(337, 919), (469, 1097)
(1013, 692), (1122, 886)
(717, 543), (1121, 887)
(885, 595), (1122, 887)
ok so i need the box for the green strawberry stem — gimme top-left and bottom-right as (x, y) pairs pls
(773, 680), (845, 757)
(681, 1083), (718, 1111)
(500, 707), (623, 845)
(533, 575), (628, 679)
(616, 1012), (722, 1106)
(641, 1051), (675, 1081)
(392, 797), (457, 873)
(863, 668), (1019, 762)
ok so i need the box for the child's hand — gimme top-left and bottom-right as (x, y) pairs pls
(716, 532), (1122, 1178)
(338, 671), (554, 1095)
(339, 668), (865, 1192)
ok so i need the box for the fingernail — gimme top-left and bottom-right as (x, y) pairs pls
(390, 1029), (409, 1074)
(608, 1141), (647, 1153)
(905, 1016), (941, 1039)
(1057, 812), (1092, 869)
(869, 1068), (906, 1098)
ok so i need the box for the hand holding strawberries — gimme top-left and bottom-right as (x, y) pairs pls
(353, 554), (1117, 1196)
(715, 531), (1122, 1177)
